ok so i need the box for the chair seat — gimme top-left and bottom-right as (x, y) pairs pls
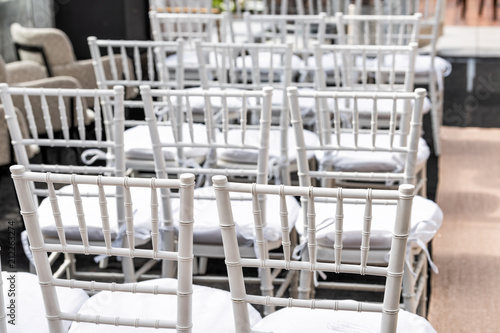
(252, 306), (437, 333)
(165, 50), (199, 69)
(315, 133), (430, 173)
(169, 186), (301, 245)
(296, 195), (442, 250)
(217, 126), (318, 165)
(124, 124), (209, 163)
(2, 272), (88, 333)
(235, 52), (304, 78)
(68, 278), (262, 333)
(390, 54), (453, 77)
(183, 86), (255, 116)
(37, 185), (155, 242)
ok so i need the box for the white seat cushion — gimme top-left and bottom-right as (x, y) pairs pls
(390, 54), (452, 77)
(182, 87), (253, 115)
(315, 133), (430, 173)
(170, 186), (301, 245)
(217, 126), (319, 165)
(165, 50), (199, 69)
(2, 272), (88, 333)
(296, 195), (443, 250)
(68, 278), (262, 333)
(252, 306), (437, 333)
(306, 52), (344, 74)
(235, 52), (304, 77)
(124, 123), (209, 162)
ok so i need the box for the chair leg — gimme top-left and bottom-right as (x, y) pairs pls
(121, 238), (137, 283)
(429, 70), (442, 156)
(260, 266), (276, 315)
(402, 258), (417, 313)
(198, 257), (208, 275)
(417, 261), (429, 317)
(161, 228), (177, 278)
(297, 249), (313, 299)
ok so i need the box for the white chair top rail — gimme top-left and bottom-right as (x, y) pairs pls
(149, 10), (232, 44)
(88, 37), (186, 91)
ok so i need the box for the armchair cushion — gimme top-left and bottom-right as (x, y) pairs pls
(10, 23), (136, 99)
(5, 60), (47, 83)
(10, 22), (75, 67)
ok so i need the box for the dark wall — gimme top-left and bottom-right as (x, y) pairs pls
(53, 0), (149, 60)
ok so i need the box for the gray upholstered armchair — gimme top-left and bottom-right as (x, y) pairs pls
(10, 23), (135, 99)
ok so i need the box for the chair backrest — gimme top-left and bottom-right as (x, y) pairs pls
(335, 13), (422, 46)
(213, 174), (415, 332)
(288, 87), (427, 192)
(243, 12), (326, 87)
(195, 41), (293, 92)
(313, 42), (418, 93)
(373, 0), (443, 52)
(149, 0), (214, 13)
(0, 83), (125, 178)
(140, 85), (272, 185)
(149, 11), (232, 45)
(228, 0), (289, 17)
(294, 0), (362, 15)
(244, 12), (327, 48)
(87, 38), (190, 106)
(10, 164), (196, 332)
(195, 42), (295, 182)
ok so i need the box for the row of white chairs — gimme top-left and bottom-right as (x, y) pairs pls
(146, 2), (448, 155)
(0, 83), (442, 316)
(2, 164), (438, 332)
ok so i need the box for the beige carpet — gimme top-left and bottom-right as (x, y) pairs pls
(427, 127), (500, 332)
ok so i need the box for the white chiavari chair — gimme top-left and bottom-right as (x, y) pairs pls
(149, 0), (214, 13)
(373, 0), (449, 155)
(149, 11), (232, 82)
(314, 42), (418, 93)
(141, 85), (301, 314)
(87, 37), (191, 112)
(312, 42), (433, 134)
(10, 165), (262, 332)
(195, 41), (319, 185)
(87, 37), (198, 175)
(0, 84), (152, 282)
(287, 87), (442, 315)
(243, 12), (327, 86)
(213, 175), (437, 332)
(294, 0), (362, 15)
(334, 12), (422, 46)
